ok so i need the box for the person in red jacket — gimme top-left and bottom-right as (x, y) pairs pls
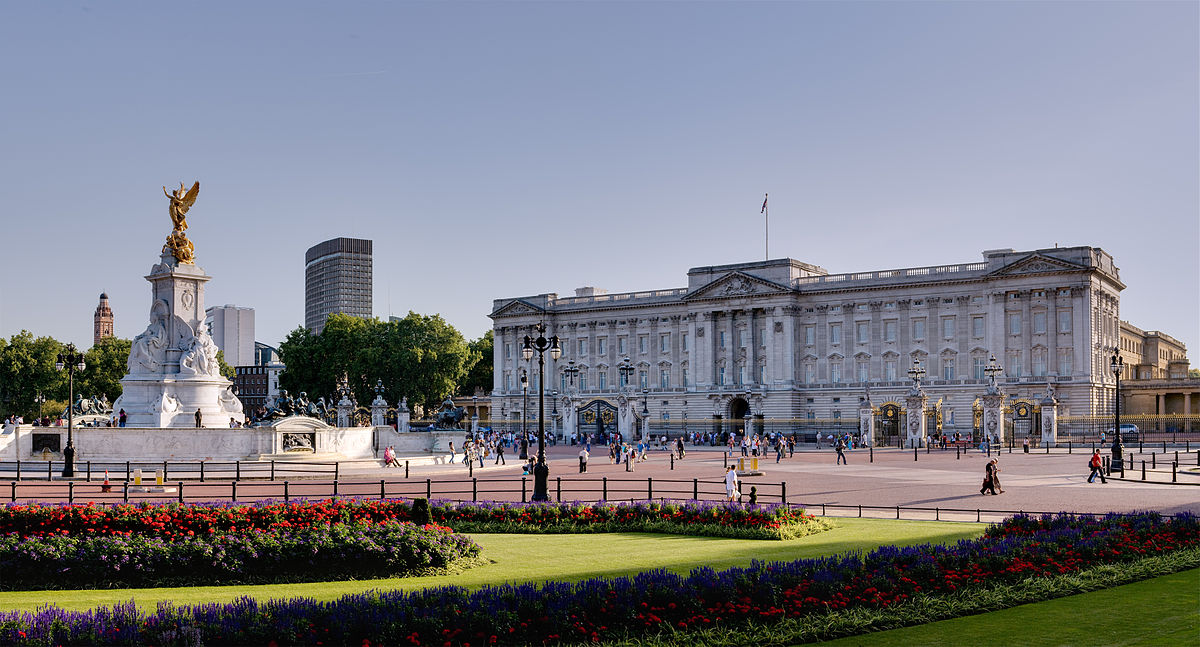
(1088, 450), (1108, 484)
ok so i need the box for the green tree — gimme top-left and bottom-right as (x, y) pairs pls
(78, 337), (133, 402)
(278, 312), (476, 412)
(458, 330), (493, 396)
(215, 350), (236, 380)
(0, 331), (66, 419)
(1190, 368), (1200, 379)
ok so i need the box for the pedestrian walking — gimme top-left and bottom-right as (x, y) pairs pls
(835, 436), (848, 465)
(1023, 436), (1030, 453)
(980, 458), (1000, 495)
(725, 465), (739, 502)
(494, 441), (506, 465)
(1087, 450), (1107, 483)
(448, 440), (456, 463)
(578, 447), (589, 473)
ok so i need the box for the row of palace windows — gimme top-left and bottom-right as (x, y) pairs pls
(804, 311), (1073, 346)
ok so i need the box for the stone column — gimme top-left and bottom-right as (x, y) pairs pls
(1040, 389), (1058, 448)
(904, 391), (928, 448)
(370, 395), (388, 427)
(562, 395), (577, 441)
(336, 396), (353, 428)
(981, 391), (1005, 446)
(859, 397), (874, 446)
(397, 398), (411, 432)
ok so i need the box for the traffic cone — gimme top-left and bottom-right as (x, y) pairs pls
(101, 470), (112, 493)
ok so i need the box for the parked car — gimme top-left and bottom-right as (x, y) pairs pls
(1104, 424), (1139, 443)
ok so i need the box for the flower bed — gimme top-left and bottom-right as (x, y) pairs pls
(0, 521), (480, 590)
(0, 499), (827, 540)
(0, 512), (1193, 645)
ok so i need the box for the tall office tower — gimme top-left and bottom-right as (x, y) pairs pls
(93, 293), (114, 346)
(204, 304), (256, 367)
(305, 237), (373, 333)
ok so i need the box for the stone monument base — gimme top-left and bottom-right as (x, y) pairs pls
(114, 374), (242, 428)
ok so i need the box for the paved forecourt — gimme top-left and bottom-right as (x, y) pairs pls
(7, 443), (1198, 521)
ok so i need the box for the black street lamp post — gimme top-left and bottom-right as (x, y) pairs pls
(550, 390), (558, 440)
(1110, 348), (1124, 473)
(519, 370), (529, 459)
(55, 344), (86, 478)
(471, 394), (478, 441)
(522, 322), (562, 502)
(641, 388), (650, 443)
(34, 392), (46, 422)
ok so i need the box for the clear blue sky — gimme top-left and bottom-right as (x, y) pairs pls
(1, 1), (1196, 359)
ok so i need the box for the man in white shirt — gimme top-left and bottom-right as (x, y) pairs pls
(725, 465), (739, 502)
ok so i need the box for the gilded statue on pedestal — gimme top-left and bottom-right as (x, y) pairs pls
(162, 181), (199, 264)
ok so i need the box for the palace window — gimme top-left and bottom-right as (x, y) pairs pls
(804, 325), (815, 345)
(884, 320), (897, 342)
(942, 357), (955, 380)
(579, 339), (588, 355)
(681, 367), (689, 386)
(660, 369), (669, 389)
(597, 371), (607, 390)
(718, 367), (727, 385)
(1008, 313), (1021, 336)
(596, 337), (606, 355)
(758, 364), (766, 383)
(639, 370), (648, 389)
(1032, 311), (1047, 335)
(856, 321), (869, 344)
(1057, 310), (1072, 333)
(738, 365), (748, 385)
(504, 343), (512, 359)
(942, 316), (955, 339)
(618, 336), (627, 355)
(830, 362), (842, 383)
(660, 333), (670, 353)
(681, 333), (689, 351)
(579, 372), (588, 390)
(972, 316), (985, 338)
(639, 335), (648, 353)
(830, 323), (842, 345)
(1007, 351), (1022, 377)
(1032, 349), (1047, 377)
(719, 331), (726, 349)
(738, 329), (747, 347)
(912, 319), (926, 341)
(504, 371), (512, 391)
(1058, 349), (1073, 375)
(804, 363), (816, 384)
(856, 360), (869, 382)
(884, 359), (897, 381)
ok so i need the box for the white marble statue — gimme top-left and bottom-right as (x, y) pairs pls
(179, 329), (221, 377)
(128, 300), (169, 374)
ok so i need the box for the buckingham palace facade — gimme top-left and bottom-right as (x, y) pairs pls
(490, 246), (1178, 437)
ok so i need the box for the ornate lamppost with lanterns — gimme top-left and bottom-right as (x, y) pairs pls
(522, 322), (562, 502)
(33, 392), (46, 423)
(519, 370), (529, 459)
(55, 344), (86, 477)
(618, 356), (634, 439)
(563, 360), (580, 443)
(1110, 348), (1125, 473)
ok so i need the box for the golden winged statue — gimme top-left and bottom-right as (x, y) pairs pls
(162, 181), (199, 264)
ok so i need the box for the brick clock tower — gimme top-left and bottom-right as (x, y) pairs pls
(93, 292), (114, 346)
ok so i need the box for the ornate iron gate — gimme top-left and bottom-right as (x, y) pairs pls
(577, 399), (618, 443)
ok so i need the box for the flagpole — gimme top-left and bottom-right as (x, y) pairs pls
(761, 193), (769, 260)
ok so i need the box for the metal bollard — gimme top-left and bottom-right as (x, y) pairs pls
(870, 446), (874, 462)
(405, 460), (409, 479)
(1141, 461), (1146, 481)
(200, 461), (205, 482)
(284, 481), (290, 501)
(163, 461), (168, 481)
(47, 461), (52, 480)
(123, 481), (129, 503)
(602, 477), (608, 501)
(521, 477), (527, 502)
(956, 446), (961, 460)
(126, 460), (131, 481)
(670, 453), (674, 470)
(15, 461), (19, 481)
(426, 478), (432, 499)
(693, 478), (699, 500)
(332, 479), (339, 497)
(914, 446), (918, 461)
(380, 479), (386, 499)
(781, 481), (787, 505)
(9, 481), (15, 502)
(556, 477), (561, 502)
(178, 482), (184, 503)
(1152, 453), (1156, 469)
(231, 481), (237, 502)
(1069, 442), (1072, 454)
(472, 477), (477, 501)
(1173, 462), (1177, 483)
(68, 481), (74, 503)
(236, 460), (241, 480)
(86, 461), (92, 482)
(271, 461), (276, 481)
(647, 477), (653, 501)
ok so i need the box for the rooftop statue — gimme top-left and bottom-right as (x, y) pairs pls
(162, 181), (199, 264)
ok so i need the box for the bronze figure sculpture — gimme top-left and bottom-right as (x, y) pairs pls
(162, 181), (199, 264)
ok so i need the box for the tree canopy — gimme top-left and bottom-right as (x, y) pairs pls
(459, 329), (493, 396)
(277, 312), (482, 412)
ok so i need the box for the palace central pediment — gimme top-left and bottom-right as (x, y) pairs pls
(682, 271), (792, 302)
(985, 253), (1086, 277)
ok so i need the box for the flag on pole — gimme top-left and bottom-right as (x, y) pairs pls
(761, 193), (768, 214)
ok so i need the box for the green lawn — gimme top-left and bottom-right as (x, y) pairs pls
(0, 517), (982, 612)
(815, 568), (1200, 647)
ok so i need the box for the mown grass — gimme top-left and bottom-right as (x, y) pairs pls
(0, 517), (982, 612)
(812, 567), (1199, 647)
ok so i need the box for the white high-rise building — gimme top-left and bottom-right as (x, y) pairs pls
(205, 305), (255, 367)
